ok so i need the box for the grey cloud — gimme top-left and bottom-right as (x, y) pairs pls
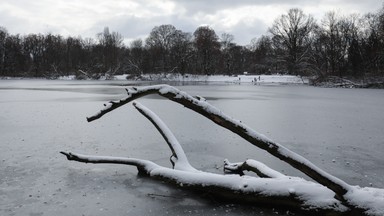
(90, 15), (153, 38)
(1, 0), (382, 47)
(172, 0), (383, 18)
(218, 18), (269, 45)
(0, 7), (33, 34)
(89, 13), (198, 43)
(87, 1), (280, 46)
(172, 0), (321, 15)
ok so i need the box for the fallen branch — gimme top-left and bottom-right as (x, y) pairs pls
(86, 85), (350, 199)
(60, 151), (350, 213)
(61, 85), (384, 215)
(132, 101), (196, 172)
(60, 151), (159, 175)
(224, 159), (285, 178)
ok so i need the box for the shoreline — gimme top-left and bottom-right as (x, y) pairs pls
(1, 74), (308, 84)
(2, 74), (384, 89)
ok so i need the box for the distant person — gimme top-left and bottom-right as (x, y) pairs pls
(253, 77), (257, 85)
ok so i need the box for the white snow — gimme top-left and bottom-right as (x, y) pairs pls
(147, 166), (348, 212)
(57, 75), (76, 80)
(112, 73), (308, 84)
(93, 84), (355, 197)
(245, 159), (286, 178)
(61, 149), (351, 212)
(345, 186), (384, 216)
(132, 101), (197, 172)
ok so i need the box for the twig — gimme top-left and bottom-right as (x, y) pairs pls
(59, 151), (159, 175)
(224, 159), (285, 178)
(147, 193), (178, 199)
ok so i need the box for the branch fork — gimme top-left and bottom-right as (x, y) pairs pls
(61, 84), (384, 215)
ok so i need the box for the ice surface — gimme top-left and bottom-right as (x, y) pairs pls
(1, 80), (384, 215)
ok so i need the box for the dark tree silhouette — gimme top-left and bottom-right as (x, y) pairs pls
(269, 8), (316, 75)
(193, 26), (221, 74)
(0, 6), (384, 80)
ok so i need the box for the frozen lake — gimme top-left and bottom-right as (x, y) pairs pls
(1, 80), (384, 215)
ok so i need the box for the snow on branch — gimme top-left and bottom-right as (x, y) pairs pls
(60, 84), (384, 215)
(224, 159), (285, 178)
(60, 151), (160, 175)
(86, 84), (350, 198)
(60, 151), (348, 214)
(132, 101), (197, 172)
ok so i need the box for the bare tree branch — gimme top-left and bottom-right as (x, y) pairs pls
(60, 151), (159, 175)
(132, 101), (197, 172)
(224, 159), (285, 178)
(86, 84), (351, 200)
(60, 151), (348, 214)
(61, 89), (384, 215)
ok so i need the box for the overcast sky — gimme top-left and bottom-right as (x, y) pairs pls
(1, 0), (382, 45)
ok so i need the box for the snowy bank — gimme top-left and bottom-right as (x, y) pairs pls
(114, 73), (308, 84)
(6, 73), (307, 85)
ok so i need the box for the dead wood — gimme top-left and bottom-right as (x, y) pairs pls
(61, 85), (384, 215)
(86, 85), (350, 198)
(224, 159), (285, 178)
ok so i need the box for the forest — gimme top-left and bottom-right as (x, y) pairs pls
(0, 7), (383, 80)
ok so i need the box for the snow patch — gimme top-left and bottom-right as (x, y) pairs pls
(112, 73), (308, 84)
(148, 167), (347, 211)
(345, 186), (384, 216)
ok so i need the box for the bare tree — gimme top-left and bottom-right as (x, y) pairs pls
(145, 24), (178, 73)
(169, 30), (193, 75)
(316, 12), (364, 77)
(248, 35), (275, 74)
(269, 8), (316, 75)
(96, 27), (124, 76)
(0, 26), (7, 75)
(379, 5), (384, 73)
(193, 26), (221, 74)
(319, 11), (342, 76)
(358, 5), (384, 75)
(124, 39), (144, 75)
(43, 34), (65, 77)
(0, 28), (28, 76)
(1, 6), (384, 80)
(64, 36), (87, 76)
(220, 33), (235, 50)
(220, 33), (235, 74)
(23, 34), (46, 77)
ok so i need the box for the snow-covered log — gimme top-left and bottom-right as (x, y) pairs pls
(61, 84), (384, 215)
(60, 151), (350, 215)
(62, 102), (346, 214)
(86, 85), (350, 198)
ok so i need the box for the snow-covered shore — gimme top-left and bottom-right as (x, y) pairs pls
(114, 74), (309, 84)
(46, 73), (308, 84)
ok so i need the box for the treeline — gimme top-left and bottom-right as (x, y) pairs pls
(0, 7), (383, 79)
